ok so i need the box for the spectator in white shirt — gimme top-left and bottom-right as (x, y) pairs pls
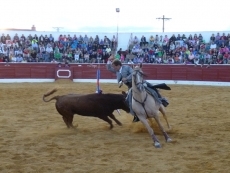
(46, 44), (53, 53)
(210, 41), (217, 50)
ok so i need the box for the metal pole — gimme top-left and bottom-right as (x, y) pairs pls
(116, 8), (120, 52)
(117, 15), (118, 51)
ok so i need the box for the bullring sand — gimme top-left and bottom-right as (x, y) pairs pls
(0, 80), (229, 173)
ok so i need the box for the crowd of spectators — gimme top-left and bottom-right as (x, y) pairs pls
(125, 33), (230, 65)
(0, 33), (117, 63)
(0, 32), (230, 65)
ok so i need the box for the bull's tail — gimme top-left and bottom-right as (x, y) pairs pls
(43, 88), (59, 102)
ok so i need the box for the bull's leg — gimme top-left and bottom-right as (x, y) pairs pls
(62, 115), (74, 128)
(138, 116), (161, 148)
(98, 116), (113, 129)
(108, 114), (122, 126)
(68, 114), (74, 128)
(154, 115), (172, 143)
(62, 116), (70, 128)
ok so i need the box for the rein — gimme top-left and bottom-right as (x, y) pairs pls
(133, 92), (150, 118)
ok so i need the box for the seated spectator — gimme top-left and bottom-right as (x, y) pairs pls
(49, 34), (54, 43)
(44, 35), (49, 45)
(103, 36), (110, 46)
(215, 33), (221, 45)
(83, 52), (89, 63)
(99, 39), (104, 48)
(194, 56), (199, 65)
(105, 46), (111, 54)
(51, 59), (57, 63)
(143, 52), (149, 63)
(169, 34), (176, 43)
(210, 34), (215, 43)
(155, 35), (159, 43)
(111, 35), (117, 49)
(16, 54), (23, 62)
(155, 56), (162, 63)
(220, 33), (227, 41)
(133, 36), (139, 45)
(188, 52), (195, 64)
(182, 34), (187, 41)
(176, 34), (181, 41)
(13, 33), (19, 43)
(84, 35), (89, 45)
(1, 34), (6, 44)
(188, 34), (193, 41)
(168, 57), (174, 64)
(226, 37), (230, 48)
(222, 46), (229, 54)
(46, 44), (53, 53)
(204, 52), (211, 64)
(127, 59), (134, 64)
(11, 54), (17, 62)
(198, 34), (203, 42)
(94, 35), (99, 44)
(149, 35), (154, 46)
(163, 35), (169, 43)
(6, 34), (11, 40)
(193, 34), (198, 41)
(216, 54), (223, 64)
(140, 35), (147, 47)
(223, 52), (230, 64)
(65, 62), (70, 67)
(169, 42), (175, 52)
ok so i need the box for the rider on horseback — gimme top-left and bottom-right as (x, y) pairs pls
(106, 56), (170, 122)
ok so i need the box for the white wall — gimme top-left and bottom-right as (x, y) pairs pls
(1, 30), (230, 51)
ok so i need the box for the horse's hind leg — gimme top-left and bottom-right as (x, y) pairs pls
(108, 114), (122, 126)
(159, 105), (170, 129)
(154, 115), (172, 143)
(139, 116), (161, 148)
(98, 116), (113, 129)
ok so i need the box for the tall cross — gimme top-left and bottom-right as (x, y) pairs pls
(156, 15), (172, 32)
(52, 27), (64, 32)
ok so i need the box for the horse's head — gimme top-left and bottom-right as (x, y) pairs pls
(132, 64), (146, 92)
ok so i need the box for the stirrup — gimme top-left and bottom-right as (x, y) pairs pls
(133, 116), (140, 122)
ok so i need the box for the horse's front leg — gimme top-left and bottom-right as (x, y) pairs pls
(138, 116), (161, 148)
(154, 115), (172, 143)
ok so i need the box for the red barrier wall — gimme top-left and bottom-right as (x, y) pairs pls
(0, 63), (230, 82)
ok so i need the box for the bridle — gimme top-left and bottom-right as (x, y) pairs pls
(133, 70), (145, 87)
(132, 68), (150, 118)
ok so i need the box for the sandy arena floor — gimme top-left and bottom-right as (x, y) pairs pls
(0, 80), (229, 173)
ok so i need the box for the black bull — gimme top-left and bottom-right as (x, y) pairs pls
(43, 89), (130, 129)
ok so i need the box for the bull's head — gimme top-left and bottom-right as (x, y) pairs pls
(121, 93), (130, 113)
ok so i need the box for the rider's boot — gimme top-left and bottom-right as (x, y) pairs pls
(154, 89), (169, 107)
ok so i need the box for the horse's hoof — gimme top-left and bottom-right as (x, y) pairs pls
(166, 138), (172, 143)
(154, 142), (161, 148)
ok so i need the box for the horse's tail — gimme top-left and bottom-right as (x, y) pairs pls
(43, 88), (59, 102)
